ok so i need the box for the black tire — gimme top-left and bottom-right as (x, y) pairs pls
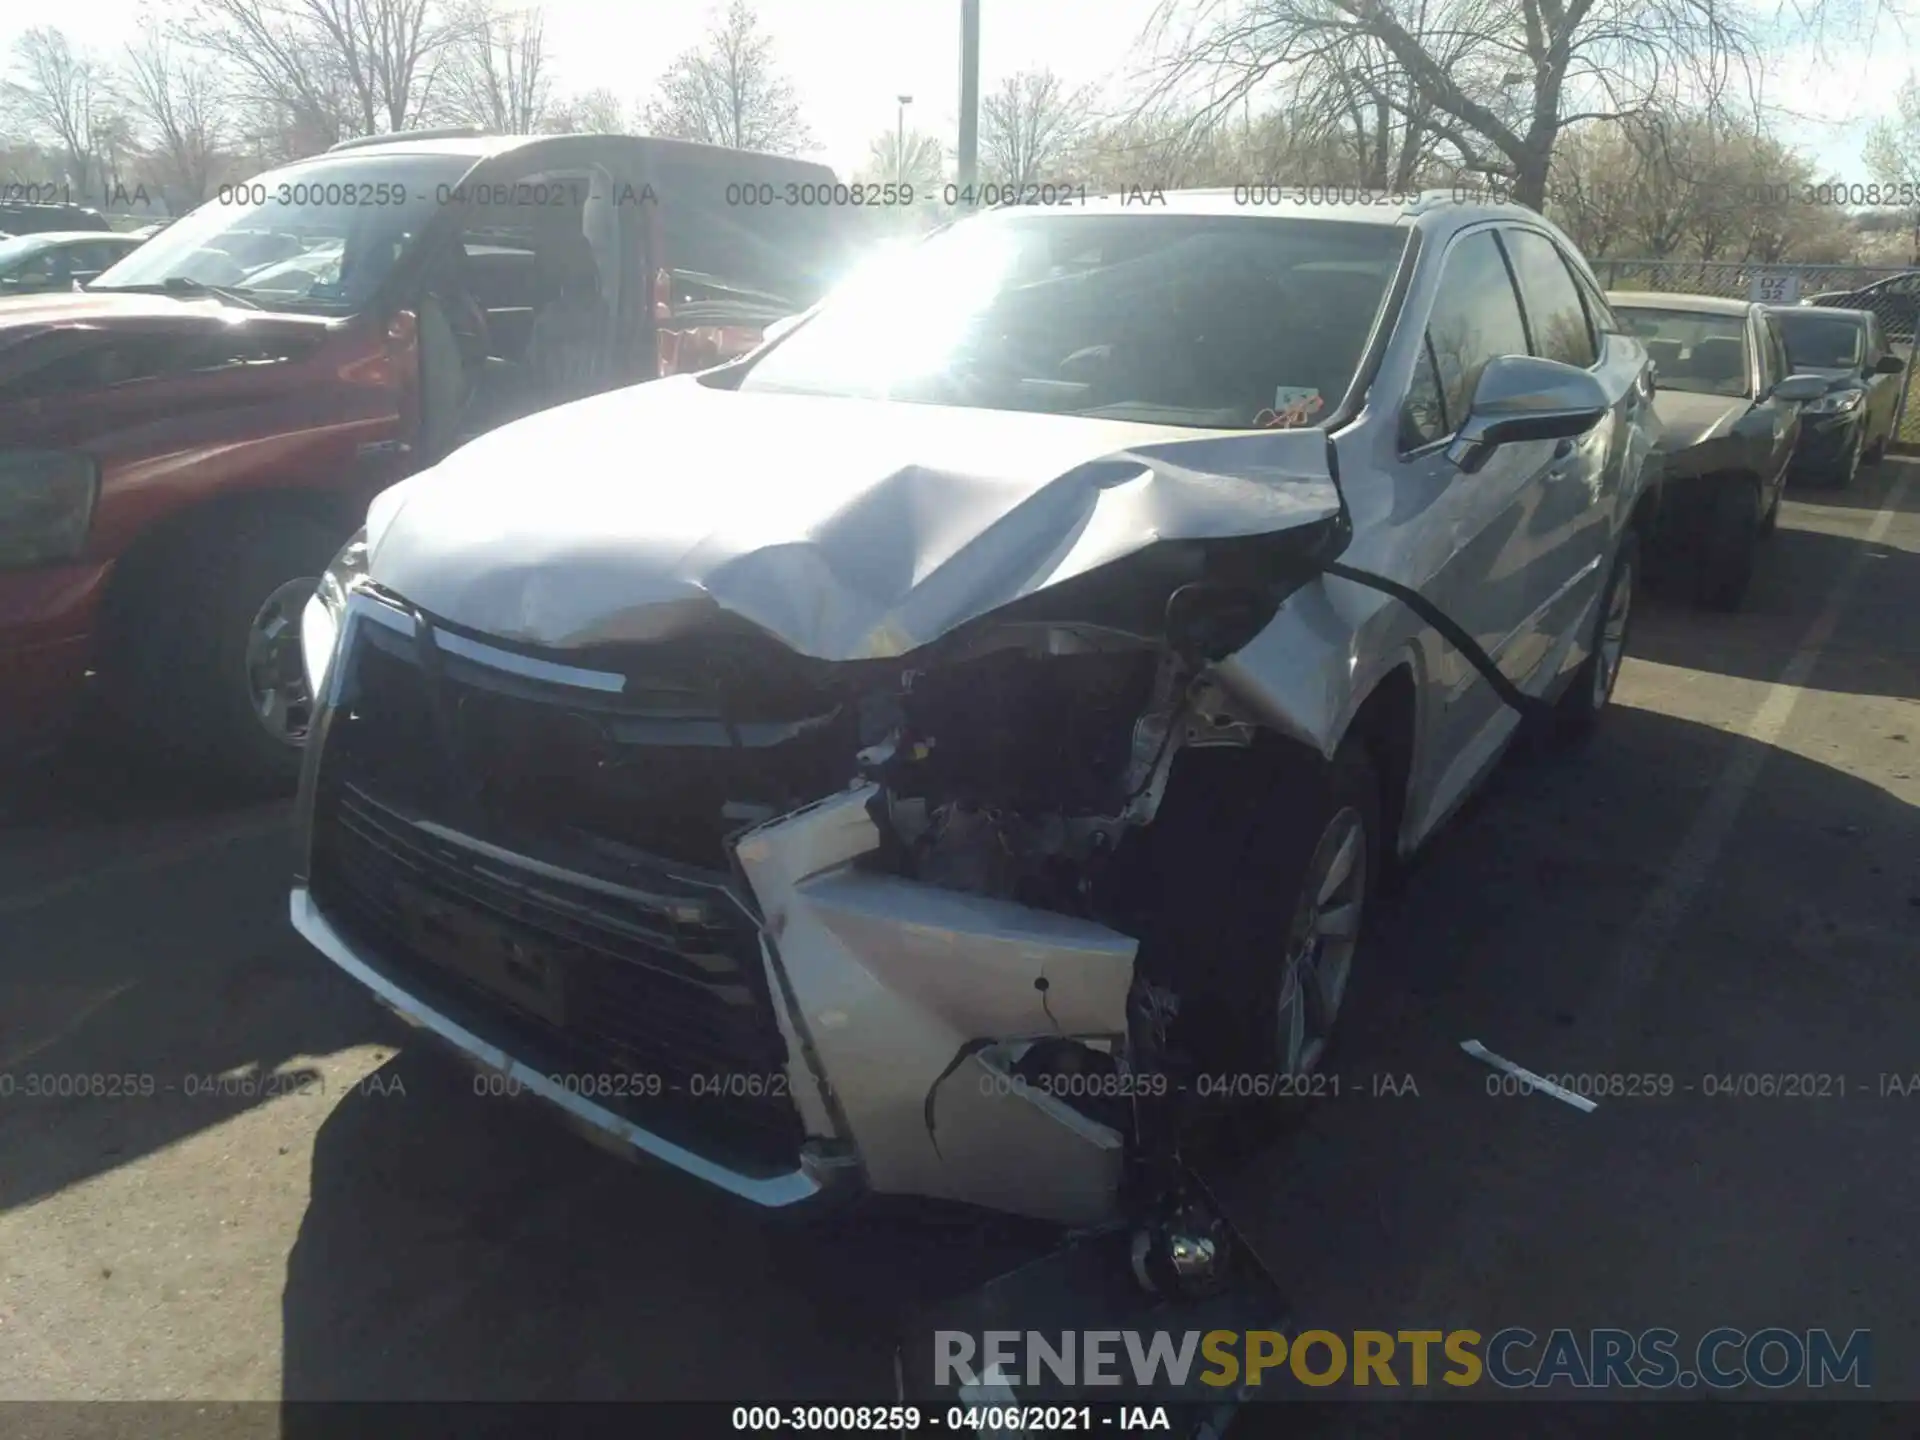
(108, 509), (342, 794)
(1694, 478), (1760, 612)
(1131, 739), (1381, 1086)
(1554, 530), (1638, 742)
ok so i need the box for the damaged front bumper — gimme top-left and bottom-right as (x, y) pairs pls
(290, 591), (1165, 1226)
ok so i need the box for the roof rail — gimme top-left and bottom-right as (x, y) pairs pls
(328, 126), (490, 152)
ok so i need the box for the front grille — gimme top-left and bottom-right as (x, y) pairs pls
(307, 611), (817, 1174)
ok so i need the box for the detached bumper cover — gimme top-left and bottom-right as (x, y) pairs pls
(290, 885), (843, 1207)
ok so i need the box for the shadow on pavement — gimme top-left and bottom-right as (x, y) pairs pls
(1782, 455), (1920, 516)
(277, 696), (1920, 1404)
(1629, 468), (1919, 703)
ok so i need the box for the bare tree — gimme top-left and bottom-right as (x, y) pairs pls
(640, 0), (813, 154)
(1864, 76), (1920, 263)
(124, 26), (229, 205)
(543, 86), (631, 134)
(187, 0), (463, 155)
(2, 28), (112, 199)
(1139, 0), (1774, 208)
(444, 0), (549, 132)
(863, 125), (945, 189)
(978, 69), (1089, 187)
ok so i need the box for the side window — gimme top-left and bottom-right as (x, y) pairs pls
(1502, 229), (1597, 368)
(13, 250), (61, 282)
(1424, 230), (1531, 432)
(1569, 259), (1624, 339)
(1400, 336), (1449, 450)
(1760, 316), (1787, 390)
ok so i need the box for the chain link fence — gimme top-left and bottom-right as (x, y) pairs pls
(1596, 258), (1920, 448)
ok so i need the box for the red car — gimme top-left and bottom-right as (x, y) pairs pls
(0, 131), (860, 787)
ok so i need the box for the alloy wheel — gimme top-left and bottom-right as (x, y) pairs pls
(244, 577), (319, 745)
(1275, 806), (1369, 1074)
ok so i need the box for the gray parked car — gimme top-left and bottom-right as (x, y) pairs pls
(1766, 305), (1906, 488)
(1610, 292), (1830, 609)
(291, 191), (1658, 1230)
(0, 230), (144, 295)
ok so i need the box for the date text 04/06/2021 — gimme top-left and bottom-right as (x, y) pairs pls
(729, 1405), (1177, 1432)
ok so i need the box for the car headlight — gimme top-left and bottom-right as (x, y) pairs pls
(0, 450), (99, 569)
(1805, 388), (1863, 415)
(301, 528), (368, 700)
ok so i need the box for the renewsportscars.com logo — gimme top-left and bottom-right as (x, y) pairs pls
(933, 1327), (1872, 1391)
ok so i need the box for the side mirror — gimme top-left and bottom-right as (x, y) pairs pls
(1772, 373), (1831, 403)
(1447, 354), (1610, 474)
(1874, 352), (1906, 376)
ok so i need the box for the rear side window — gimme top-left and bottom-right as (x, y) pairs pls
(655, 156), (860, 314)
(1503, 229), (1597, 368)
(1425, 230), (1530, 429)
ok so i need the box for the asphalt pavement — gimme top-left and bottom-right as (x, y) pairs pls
(1, 460), (1916, 1420)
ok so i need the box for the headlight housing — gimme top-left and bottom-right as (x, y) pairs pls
(301, 528), (368, 700)
(0, 450), (99, 569)
(1805, 388), (1864, 415)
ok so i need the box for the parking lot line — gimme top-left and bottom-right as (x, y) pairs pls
(1591, 466), (1914, 1050)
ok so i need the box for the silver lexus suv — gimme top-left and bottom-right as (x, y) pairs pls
(291, 190), (1658, 1228)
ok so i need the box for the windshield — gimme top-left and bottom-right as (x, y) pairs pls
(1775, 311), (1864, 370)
(1614, 307), (1751, 397)
(0, 234), (53, 267)
(740, 212), (1409, 428)
(89, 152), (472, 312)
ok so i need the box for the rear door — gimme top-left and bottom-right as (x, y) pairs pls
(1498, 225), (1631, 668)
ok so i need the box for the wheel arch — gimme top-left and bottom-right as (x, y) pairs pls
(1337, 659), (1419, 878)
(98, 487), (362, 666)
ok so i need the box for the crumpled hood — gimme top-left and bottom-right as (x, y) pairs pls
(1650, 390), (1749, 453)
(365, 377), (1342, 661)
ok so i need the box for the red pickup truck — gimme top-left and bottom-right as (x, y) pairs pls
(1, 130), (860, 787)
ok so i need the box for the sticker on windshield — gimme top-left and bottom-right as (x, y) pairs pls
(1258, 387), (1325, 428)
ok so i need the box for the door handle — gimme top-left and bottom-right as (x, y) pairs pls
(1552, 438), (1575, 459)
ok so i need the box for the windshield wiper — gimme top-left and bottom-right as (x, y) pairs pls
(87, 276), (262, 310)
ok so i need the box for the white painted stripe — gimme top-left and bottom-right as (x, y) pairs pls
(1461, 1038), (1599, 1112)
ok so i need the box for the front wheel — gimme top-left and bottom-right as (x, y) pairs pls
(1262, 745), (1379, 1075)
(1695, 479), (1760, 612)
(108, 510), (342, 793)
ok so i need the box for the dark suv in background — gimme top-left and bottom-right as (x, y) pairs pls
(1803, 271), (1920, 343)
(0, 201), (112, 237)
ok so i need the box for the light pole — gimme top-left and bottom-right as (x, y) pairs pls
(896, 94), (913, 184)
(958, 0), (979, 198)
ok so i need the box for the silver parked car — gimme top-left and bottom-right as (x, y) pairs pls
(290, 191), (1658, 1229)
